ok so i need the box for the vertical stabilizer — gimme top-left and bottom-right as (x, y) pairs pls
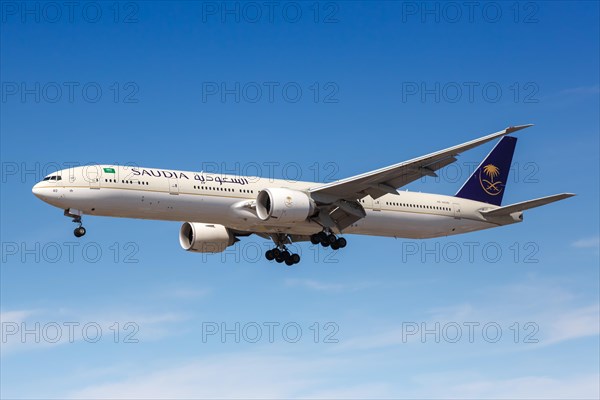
(455, 136), (517, 206)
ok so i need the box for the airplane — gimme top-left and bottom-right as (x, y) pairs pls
(32, 124), (574, 265)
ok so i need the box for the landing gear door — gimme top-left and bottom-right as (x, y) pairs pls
(169, 178), (179, 195)
(453, 203), (461, 219)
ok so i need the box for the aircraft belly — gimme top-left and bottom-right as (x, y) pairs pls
(347, 210), (491, 239)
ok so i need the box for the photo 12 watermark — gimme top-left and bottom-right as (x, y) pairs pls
(200, 1), (340, 24)
(1, 321), (140, 345)
(400, 321), (540, 344)
(399, 2), (540, 24)
(399, 241), (540, 264)
(1, 161), (141, 184)
(200, 321), (340, 344)
(201, 81), (340, 104)
(1, 241), (140, 264)
(418, 160), (540, 185)
(1, 1), (140, 24)
(196, 240), (341, 264)
(400, 81), (540, 104)
(198, 160), (340, 183)
(1, 81), (140, 104)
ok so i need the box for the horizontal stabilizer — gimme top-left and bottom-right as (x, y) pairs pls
(480, 193), (575, 217)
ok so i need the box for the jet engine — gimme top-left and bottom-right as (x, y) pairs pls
(256, 188), (316, 223)
(179, 222), (236, 253)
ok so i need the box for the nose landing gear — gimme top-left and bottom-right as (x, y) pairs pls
(74, 224), (86, 238)
(65, 209), (86, 238)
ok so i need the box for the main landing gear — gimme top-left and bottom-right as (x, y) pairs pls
(264, 231), (347, 266)
(310, 231), (347, 250)
(65, 209), (86, 238)
(265, 234), (301, 266)
(265, 248), (301, 266)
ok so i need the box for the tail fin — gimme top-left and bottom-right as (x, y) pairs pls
(455, 136), (517, 206)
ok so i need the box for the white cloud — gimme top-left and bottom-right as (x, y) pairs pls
(284, 278), (376, 293)
(0, 308), (189, 356)
(61, 354), (599, 399)
(572, 235), (600, 249)
(541, 303), (600, 346)
(560, 85), (600, 95)
(405, 373), (600, 399)
(0, 309), (36, 324)
(335, 282), (600, 351)
(166, 287), (211, 299)
(67, 352), (349, 399)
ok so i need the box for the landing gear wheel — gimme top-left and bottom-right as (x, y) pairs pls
(317, 232), (327, 241)
(272, 248), (281, 258)
(327, 234), (337, 244)
(331, 241), (340, 250)
(74, 226), (86, 238)
(285, 253), (301, 266)
(281, 250), (291, 261)
(265, 250), (275, 261)
(310, 234), (320, 245)
(336, 237), (347, 248)
(275, 255), (285, 263)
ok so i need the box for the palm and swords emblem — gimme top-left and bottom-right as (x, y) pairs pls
(479, 164), (503, 196)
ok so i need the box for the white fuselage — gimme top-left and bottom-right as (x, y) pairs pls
(32, 165), (517, 239)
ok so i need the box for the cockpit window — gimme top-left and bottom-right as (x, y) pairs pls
(42, 176), (62, 181)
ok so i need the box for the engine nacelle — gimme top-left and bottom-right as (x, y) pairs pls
(256, 188), (316, 223)
(179, 222), (236, 253)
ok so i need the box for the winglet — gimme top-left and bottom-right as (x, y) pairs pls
(506, 124), (534, 134)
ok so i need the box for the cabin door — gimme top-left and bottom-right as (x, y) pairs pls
(372, 198), (381, 211)
(452, 203), (461, 219)
(88, 166), (100, 189)
(168, 178), (179, 195)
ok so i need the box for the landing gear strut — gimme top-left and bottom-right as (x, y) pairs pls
(65, 209), (86, 238)
(310, 231), (347, 250)
(265, 234), (301, 266)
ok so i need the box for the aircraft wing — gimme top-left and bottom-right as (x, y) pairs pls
(309, 124), (533, 202)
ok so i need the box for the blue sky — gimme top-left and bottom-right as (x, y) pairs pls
(1, 1), (599, 398)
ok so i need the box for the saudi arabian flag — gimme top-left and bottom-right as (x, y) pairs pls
(103, 167), (116, 174)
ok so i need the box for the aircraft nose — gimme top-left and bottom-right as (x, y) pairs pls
(32, 182), (42, 198)
(32, 182), (48, 200)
